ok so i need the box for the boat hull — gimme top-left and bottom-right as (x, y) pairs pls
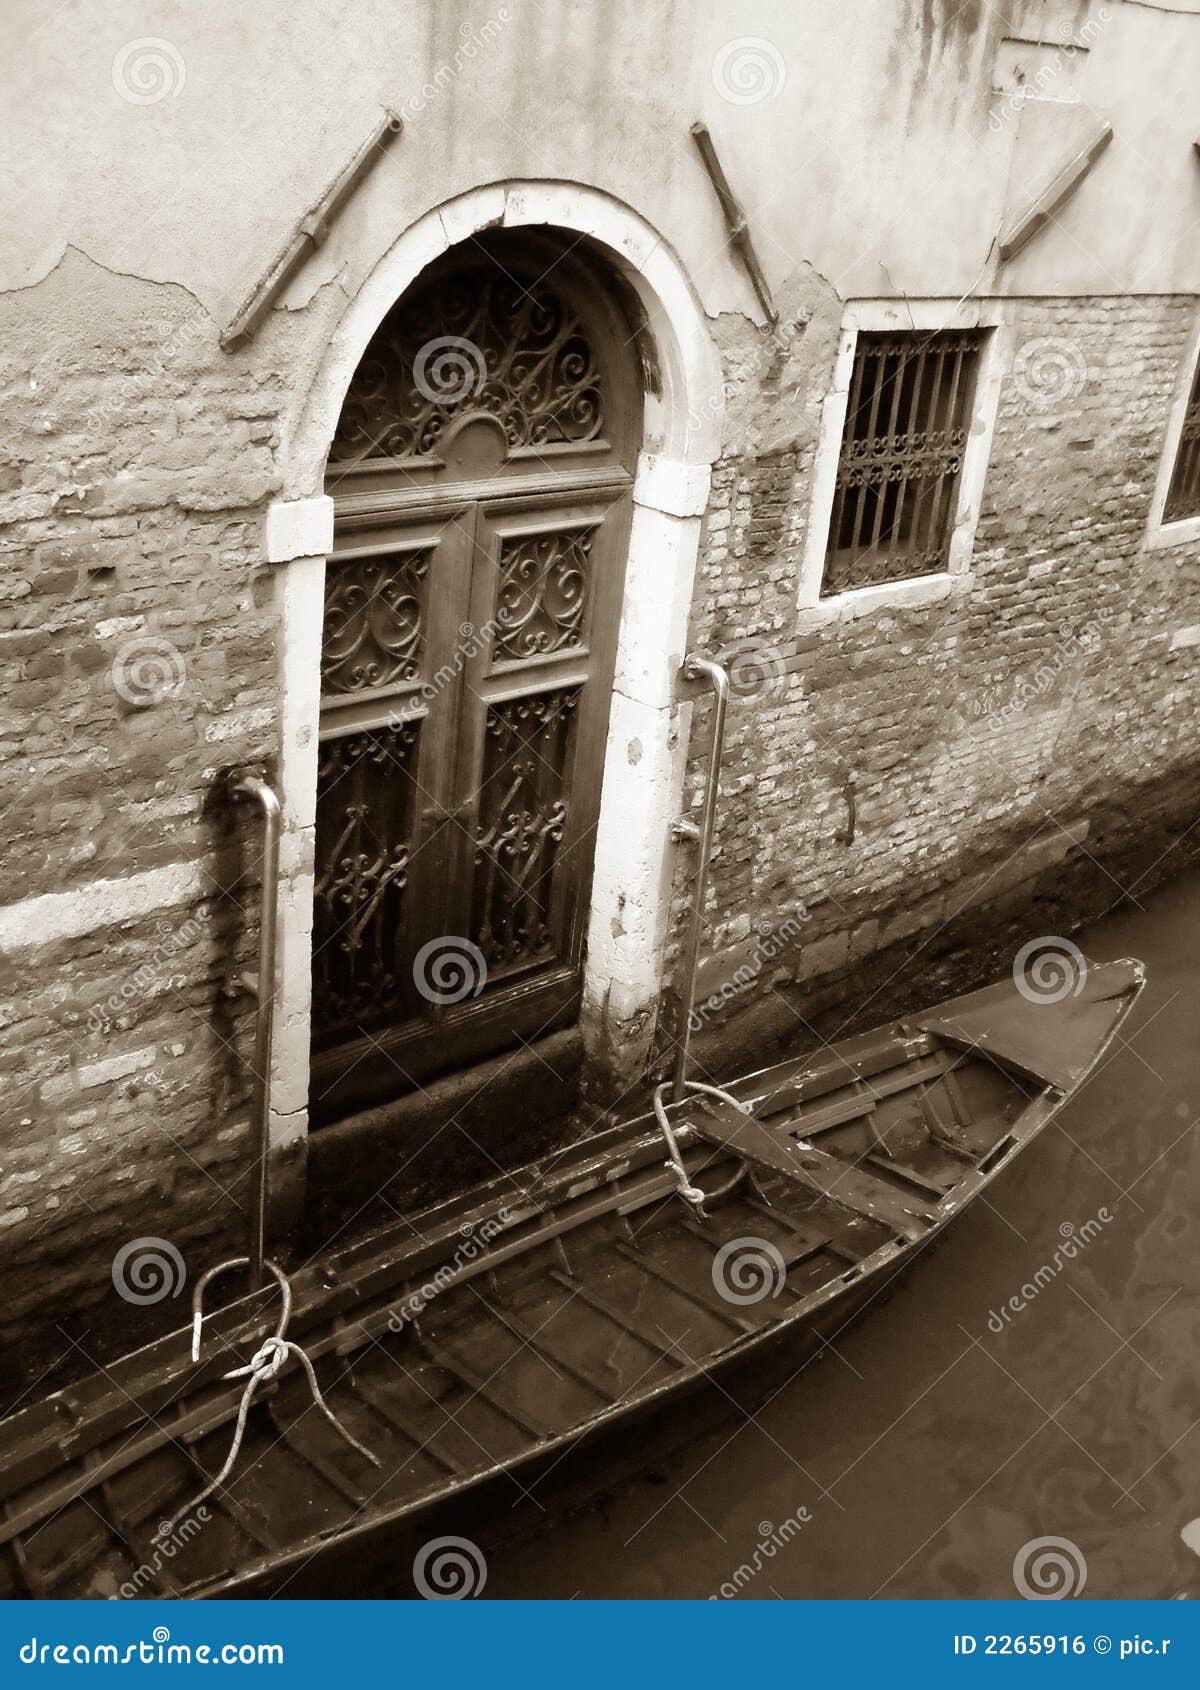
(207, 1241), (935, 1598)
(0, 956), (1146, 1601)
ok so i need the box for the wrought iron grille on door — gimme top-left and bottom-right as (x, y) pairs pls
(312, 543), (429, 1036)
(311, 235), (640, 1122)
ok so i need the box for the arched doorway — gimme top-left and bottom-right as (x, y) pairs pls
(310, 231), (644, 1121)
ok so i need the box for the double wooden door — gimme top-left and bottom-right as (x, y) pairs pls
(310, 235), (640, 1121)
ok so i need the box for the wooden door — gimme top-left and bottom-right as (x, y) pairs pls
(311, 235), (641, 1122)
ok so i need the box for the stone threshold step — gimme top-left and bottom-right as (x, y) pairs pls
(300, 1027), (584, 1249)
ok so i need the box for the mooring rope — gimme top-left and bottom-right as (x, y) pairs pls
(166, 1256), (380, 1527)
(652, 1080), (754, 1217)
(678, 1079), (756, 1115)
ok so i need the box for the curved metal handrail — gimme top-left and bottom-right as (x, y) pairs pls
(670, 655), (730, 1101)
(229, 771), (281, 1291)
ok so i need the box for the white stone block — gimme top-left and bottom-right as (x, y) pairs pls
(265, 495), (334, 564)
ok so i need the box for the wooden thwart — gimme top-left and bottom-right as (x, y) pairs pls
(687, 1098), (940, 1239)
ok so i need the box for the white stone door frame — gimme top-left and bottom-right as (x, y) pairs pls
(264, 183), (724, 1150)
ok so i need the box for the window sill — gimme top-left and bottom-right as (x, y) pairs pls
(797, 570), (970, 630)
(1145, 512), (1200, 552)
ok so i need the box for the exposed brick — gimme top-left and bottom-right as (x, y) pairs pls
(666, 293), (1200, 1057)
(2, 255), (1199, 1349)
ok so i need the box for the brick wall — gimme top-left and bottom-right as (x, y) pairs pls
(0, 254), (285, 1339)
(666, 294), (1200, 1068)
(2, 259), (1198, 1349)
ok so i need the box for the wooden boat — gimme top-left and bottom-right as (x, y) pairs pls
(0, 956), (1144, 1600)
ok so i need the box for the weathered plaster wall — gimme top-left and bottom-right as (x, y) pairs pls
(2, 0), (1200, 1338)
(5, 0), (1199, 313)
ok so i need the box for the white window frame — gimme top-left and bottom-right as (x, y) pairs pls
(799, 298), (1006, 623)
(1145, 306), (1200, 552)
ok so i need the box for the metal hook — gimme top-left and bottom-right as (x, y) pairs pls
(190, 1256), (291, 1373)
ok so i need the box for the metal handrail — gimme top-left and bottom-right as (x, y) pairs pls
(670, 655), (730, 1101)
(229, 771), (281, 1291)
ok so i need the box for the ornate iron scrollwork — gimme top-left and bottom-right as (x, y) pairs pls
(312, 724), (419, 1036)
(329, 269), (604, 464)
(321, 550), (429, 695)
(494, 527), (594, 660)
(472, 689), (579, 971)
(838, 428), (966, 489)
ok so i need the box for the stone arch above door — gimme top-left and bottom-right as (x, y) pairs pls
(266, 184), (724, 1149)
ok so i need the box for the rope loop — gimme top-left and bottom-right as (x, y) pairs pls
(653, 1080), (754, 1218)
(190, 1256), (291, 1369)
(165, 1259), (379, 1533)
(243, 1335), (290, 1382)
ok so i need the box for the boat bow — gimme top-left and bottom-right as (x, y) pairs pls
(912, 956), (1145, 1093)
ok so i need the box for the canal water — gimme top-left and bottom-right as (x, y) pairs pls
(485, 867), (1200, 1599)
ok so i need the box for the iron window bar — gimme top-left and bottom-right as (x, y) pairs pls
(824, 330), (984, 597)
(1164, 357), (1200, 524)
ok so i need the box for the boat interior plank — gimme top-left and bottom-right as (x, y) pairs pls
(353, 1341), (531, 1475)
(544, 1269), (691, 1379)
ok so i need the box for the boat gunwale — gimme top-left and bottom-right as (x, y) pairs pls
(0, 1019), (939, 1492)
(0, 957), (1145, 1592)
(189, 956), (1148, 1598)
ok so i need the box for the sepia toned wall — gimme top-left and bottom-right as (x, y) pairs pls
(2, 0), (1200, 1335)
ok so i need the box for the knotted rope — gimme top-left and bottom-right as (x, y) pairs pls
(167, 1257), (379, 1527)
(653, 1080), (754, 1217)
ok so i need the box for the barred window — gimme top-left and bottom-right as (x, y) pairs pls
(823, 330), (984, 596)
(1164, 356), (1200, 524)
